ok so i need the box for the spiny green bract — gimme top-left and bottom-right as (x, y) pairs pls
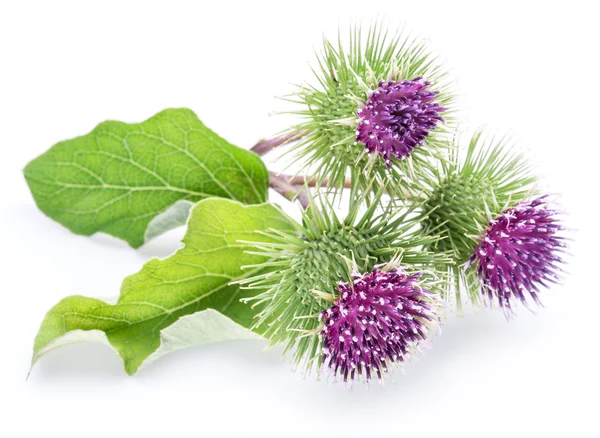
(284, 24), (455, 197)
(424, 173), (494, 259)
(420, 131), (537, 307)
(238, 192), (449, 371)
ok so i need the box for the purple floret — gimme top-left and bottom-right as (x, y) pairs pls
(319, 268), (438, 382)
(468, 196), (566, 314)
(356, 77), (446, 165)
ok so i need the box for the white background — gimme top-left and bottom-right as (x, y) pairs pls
(1, 1), (598, 436)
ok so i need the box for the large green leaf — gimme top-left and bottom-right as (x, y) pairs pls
(24, 108), (268, 248)
(31, 199), (297, 375)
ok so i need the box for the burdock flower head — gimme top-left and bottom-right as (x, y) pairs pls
(357, 78), (446, 165)
(320, 268), (439, 382)
(468, 196), (566, 314)
(237, 190), (448, 372)
(285, 24), (454, 196)
(421, 131), (539, 308)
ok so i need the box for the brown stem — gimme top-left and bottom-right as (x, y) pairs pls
(250, 131), (305, 156)
(268, 171), (310, 210)
(277, 174), (352, 189)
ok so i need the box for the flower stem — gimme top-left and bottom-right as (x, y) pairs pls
(276, 174), (352, 189)
(268, 171), (310, 209)
(251, 131), (305, 156)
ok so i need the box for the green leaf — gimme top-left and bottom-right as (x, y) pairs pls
(31, 198), (296, 375)
(24, 108), (269, 248)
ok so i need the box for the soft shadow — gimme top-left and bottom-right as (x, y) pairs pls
(29, 343), (126, 381)
(11, 202), (185, 258)
(136, 339), (281, 380)
(135, 227), (186, 260)
(293, 309), (549, 401)
(86, 233), (133, 250)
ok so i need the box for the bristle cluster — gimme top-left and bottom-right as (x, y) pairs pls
(320, 268), (438, 382)
(357, 78), (446, 165)
(240, 192), (448, 370)
(468, 196), (566, 314)
(242, 217), (397, 367)
(420, 132), (538, 307)
(423, 173), (493, 260)
(286, 25), (454, 195)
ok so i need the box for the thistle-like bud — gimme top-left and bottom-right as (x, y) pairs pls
(320, 268), (439, 382)
(468, 196), (566, 314)
(238, 191), (448, 372)
(286, 24), (454, 196)
(421, 131), (538, 308)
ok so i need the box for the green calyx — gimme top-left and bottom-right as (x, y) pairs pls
(284, 24), (455, 197)
(421, 131), (538, 306)
(239, 191), (448, 370)
(254, 224), (390, 369)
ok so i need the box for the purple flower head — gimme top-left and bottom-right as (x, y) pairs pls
(319, 268), (438, 382)
(468, 196), (566, 314)
(356, 77), (446, 165)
